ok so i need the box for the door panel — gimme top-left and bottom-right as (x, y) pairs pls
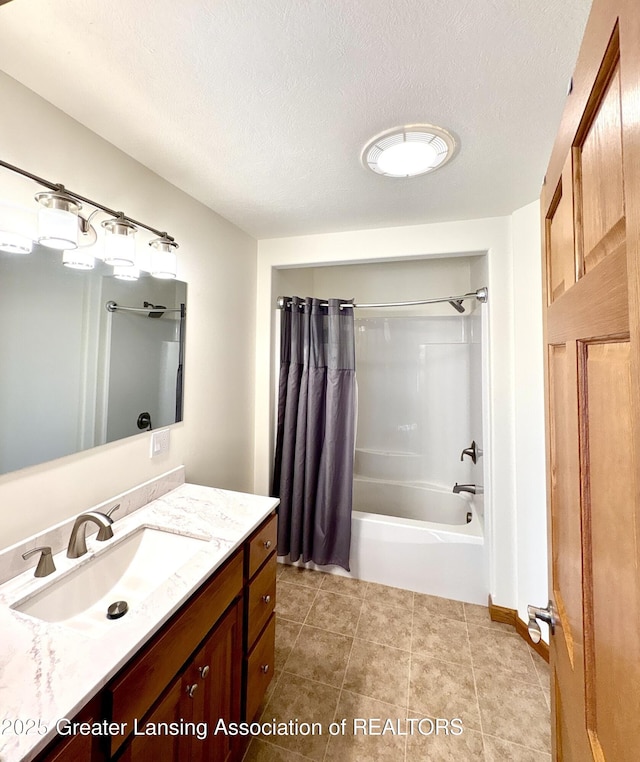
(579, 65), (625, 269)
(548, 343), (581, 668)
(581, 341), (639, 761)
(541, 1), (640, 759)
(546, 161), (576, 304)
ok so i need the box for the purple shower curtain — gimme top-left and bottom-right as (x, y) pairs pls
(272, 296), (356, 571)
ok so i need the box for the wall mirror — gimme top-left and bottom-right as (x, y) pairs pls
(0, 244), (187, 475)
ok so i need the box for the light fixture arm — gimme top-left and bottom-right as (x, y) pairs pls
(0, 158), (175, 242)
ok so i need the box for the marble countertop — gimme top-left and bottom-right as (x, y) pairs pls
(0, 482), (279, 762)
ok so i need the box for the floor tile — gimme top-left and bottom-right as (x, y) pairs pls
(409, 653), (481, 732)
(305, 590), (364, 636)
(243, 738), (314, 761)
(319, 573), (368, 598)
(355, 600), (412, 650)
(283, 624), (352, 687)
(413, 593), (465, 622)
(275, 618), (302, 671)
(275, 582), (317, 623)
(324, 690), (407, 762)
(474, 667), (550, 753)
(259, 673), (340, 761)
(365, 581), (414, 610)
(278, 565), (325, 589)
(406, 724), (484, 761)
(412, 609), (471, 665)
(463, 602), (515, 633)
(468, 625), (538, 683)
(344, 639), (411, 707)
(532, 650), (551, 700)
(482, 734), (552, 761)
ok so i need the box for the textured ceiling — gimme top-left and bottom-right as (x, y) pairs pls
(0, 0), (592, 238)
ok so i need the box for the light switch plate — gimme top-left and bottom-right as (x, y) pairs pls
(150, 428), (170, 458)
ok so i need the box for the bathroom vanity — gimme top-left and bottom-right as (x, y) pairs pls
(0, 470), (278, 762)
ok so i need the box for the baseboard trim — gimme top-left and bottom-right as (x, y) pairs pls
(488, 595), (549, 663)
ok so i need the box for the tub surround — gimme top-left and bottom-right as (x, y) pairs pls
(0, 474), (278, 762)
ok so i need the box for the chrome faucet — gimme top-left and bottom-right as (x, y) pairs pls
(66, 504), (120, 559)
(453, 483), (481, 495)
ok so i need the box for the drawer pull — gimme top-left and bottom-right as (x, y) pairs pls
(198, 665), (210, 679)
(262, 594), (272, 604)
(263, 540), (272, 550)
(186, 683), (198, 698)
(260, 664), (270, 674)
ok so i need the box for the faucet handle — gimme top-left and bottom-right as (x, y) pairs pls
(95, 504), (120, 541)
(22, 546), (56, 577)
(460, 440), (481, 464)
(105, 503), (121, 520)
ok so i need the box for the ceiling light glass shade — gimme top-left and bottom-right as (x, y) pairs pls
(0, 203), (36, 254)
(149, 237), (178, 279)
(101, 218), (137, 266)
(35, 192), (81, 249)
(113, 264), (140, 281)
(362, 125), (456, 177)
(62, 248), (95, 270)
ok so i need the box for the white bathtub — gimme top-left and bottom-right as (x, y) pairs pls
(279, 477), (487, 605)
(348, 477), (486, 604)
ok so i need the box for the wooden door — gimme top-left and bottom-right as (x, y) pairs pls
(541, 0), (640, 759)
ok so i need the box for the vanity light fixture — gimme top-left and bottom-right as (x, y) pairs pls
(35, 190), (81, 249)
(149, 236), (178, 280)
(113, 264), (141, 281)
(362, 124), (456, 178)
(102, 216), (137, 267)
(0, 203), (36, 254)
(0, 159), (179, 279)
(62, 248), (96, 270)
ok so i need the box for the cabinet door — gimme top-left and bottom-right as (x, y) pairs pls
(40, 731), (93, 762)
(188, 600), (242, 762)
(118, 679), (189, 762)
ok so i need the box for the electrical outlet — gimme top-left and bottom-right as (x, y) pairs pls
(150, 428), (170, 458)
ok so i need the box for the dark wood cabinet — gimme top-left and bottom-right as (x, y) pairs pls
(119, 600), (242, 762)
(36, 512), (277, 762)
(243, 514), (277, 722)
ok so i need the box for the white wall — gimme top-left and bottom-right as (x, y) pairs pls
(512, 200), (548, 638)
(255, 217), (518, 608)
(0, 72), (257, 550)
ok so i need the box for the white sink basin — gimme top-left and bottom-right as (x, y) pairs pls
(11, 527), (209, 634)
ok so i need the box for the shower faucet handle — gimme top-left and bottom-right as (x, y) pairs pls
(460, 441), (481, 464)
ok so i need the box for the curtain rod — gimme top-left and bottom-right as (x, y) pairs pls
(276, 287), (488, 310)
(106, 301), (184, 314)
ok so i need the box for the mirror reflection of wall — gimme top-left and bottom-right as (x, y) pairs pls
(101, 276), (187, 444)
(0, 244), (187, 475)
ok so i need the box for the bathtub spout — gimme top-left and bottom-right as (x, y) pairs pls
(453, 483), (482, 495)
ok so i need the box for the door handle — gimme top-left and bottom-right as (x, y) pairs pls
(526, 600), (557, 643)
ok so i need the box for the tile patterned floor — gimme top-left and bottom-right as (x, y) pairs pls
(243, 566), (550, 762)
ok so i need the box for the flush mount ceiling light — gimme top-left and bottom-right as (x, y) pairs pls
(362, 124), (456, 178)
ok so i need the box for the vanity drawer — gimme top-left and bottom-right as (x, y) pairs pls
(246, 553), (276, 649)
(107, 550), (243, 754)
(248, 513), (277, 578)
(245, 614), (275, 722)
